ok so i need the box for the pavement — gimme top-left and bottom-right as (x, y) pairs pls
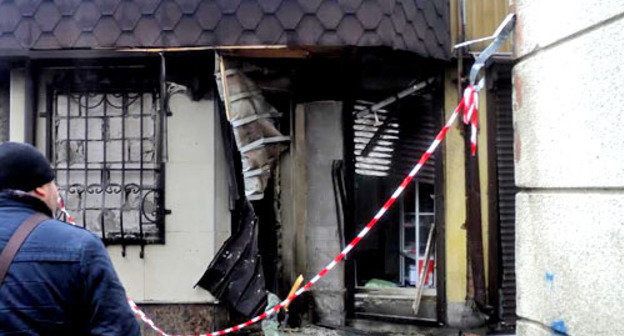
(274, 325), (491, 336)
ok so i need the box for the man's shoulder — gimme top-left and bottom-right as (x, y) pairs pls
(34, 218), (103, 250)
(38, 218), (92, 237)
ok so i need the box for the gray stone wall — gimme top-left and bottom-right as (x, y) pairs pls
(137, 303), (229, 336)
(513, 1), (624, 335)
(281, 101), (346, 326)
(302, 101), (345, 327)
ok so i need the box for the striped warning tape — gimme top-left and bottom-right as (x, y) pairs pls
(462, 85), (479, 156)
(56, 84), (480, 336)
(57, 196), (75, 224)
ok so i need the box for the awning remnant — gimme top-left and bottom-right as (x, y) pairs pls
(215, 54), (289, 200)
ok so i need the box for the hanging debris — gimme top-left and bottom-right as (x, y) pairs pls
(196, 90), (268, 317)
(196, 199), (267, 317)
(214, 54), (289, 200)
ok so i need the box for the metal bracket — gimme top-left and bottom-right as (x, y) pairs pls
(468, 14), (516, 86)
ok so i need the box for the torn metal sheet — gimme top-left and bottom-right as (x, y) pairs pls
(196, 198), (267, 317)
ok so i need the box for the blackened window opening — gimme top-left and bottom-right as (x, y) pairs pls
(351, 92), (438, 288)
(49, 88), (165, 246)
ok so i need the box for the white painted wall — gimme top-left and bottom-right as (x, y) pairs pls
(29, 84), (231, 303)
(108, 92), (230, 303)
(514, 1), (624, 335)
(9, 68), (26, 142)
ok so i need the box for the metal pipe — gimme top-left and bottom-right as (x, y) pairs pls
(457, 0), (467, 99)
(83, 94), (88, 229)
(119, 93), (127, 257)
(138, 93), (145, 258)
(353, 78), (434, 119)
(158, 52), (166, 165)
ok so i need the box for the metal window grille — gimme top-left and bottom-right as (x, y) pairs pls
(49, 88), (165, 250)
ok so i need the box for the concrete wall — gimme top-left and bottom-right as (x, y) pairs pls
(513, 1), (624, 335)
(303, 101), (345, 326)
(280, 101), (345, 326)
(443, 68), (491, 328)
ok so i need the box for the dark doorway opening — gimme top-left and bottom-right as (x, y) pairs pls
(345, 88), (444, 322)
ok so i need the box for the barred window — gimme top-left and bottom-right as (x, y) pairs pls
(49, 88), (166, 250)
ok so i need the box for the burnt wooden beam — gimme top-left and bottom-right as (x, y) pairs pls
(432, 76), (447, 324)
(464, 124), (487, 310)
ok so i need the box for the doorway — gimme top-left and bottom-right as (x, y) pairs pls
(347, 90), (443, 322)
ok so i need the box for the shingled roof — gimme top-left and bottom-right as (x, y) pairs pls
(0, 0), (450, 59)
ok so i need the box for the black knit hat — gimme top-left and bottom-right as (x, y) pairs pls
(0, 142), (56, 192)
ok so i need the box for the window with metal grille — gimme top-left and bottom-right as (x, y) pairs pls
(49, 87), (165, 249)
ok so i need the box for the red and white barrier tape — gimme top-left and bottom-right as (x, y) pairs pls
(57, 196), (75, 224)
(56, 86), (480, 336)
(127, 299), (170, 336)
(462, 85), (479, 155)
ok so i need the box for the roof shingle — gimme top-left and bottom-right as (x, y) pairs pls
(0, 0), (450, 60)
(357, 0), (383, 29)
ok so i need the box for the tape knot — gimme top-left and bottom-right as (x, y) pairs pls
(461, 85), (479, 155)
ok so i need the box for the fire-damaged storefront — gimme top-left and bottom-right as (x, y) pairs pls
(0, 0), (516, 334)
(195, 51), (447, 328)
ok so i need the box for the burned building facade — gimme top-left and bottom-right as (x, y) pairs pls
(0, 1), (516, 334)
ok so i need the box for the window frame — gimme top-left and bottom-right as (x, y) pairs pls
(45, 67), (167, 254)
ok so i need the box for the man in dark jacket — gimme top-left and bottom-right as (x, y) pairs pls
(0, 142), (140, 335)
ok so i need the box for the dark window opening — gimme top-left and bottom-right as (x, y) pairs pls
(400, 181), (436, 288)
(351, 93), (438, 290)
